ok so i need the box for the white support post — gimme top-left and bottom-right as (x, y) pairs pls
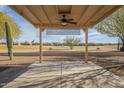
(39, 28), (43, 63)
(84, 27), (88, 62)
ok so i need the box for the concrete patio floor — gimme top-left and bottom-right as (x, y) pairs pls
(3, 61), (124, 88)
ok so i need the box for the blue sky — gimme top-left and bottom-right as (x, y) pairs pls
(0, 5), (118, 43)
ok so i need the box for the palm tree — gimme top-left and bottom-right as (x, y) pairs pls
(0, 12), (21, 60)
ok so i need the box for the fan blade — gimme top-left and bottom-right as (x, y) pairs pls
(56, 18), (62, 21)
(67, 18), (74, 21)
(66, 21), (77, 24)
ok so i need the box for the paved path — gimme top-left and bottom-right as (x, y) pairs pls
(3, 61), (124, 88)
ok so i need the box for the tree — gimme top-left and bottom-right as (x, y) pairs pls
(0, 12), (21, 60)
(95, 7), (124, 51)
(21, 41), (30, 45)
(63, 36), (81, 50)
(0, 12), (21, 40)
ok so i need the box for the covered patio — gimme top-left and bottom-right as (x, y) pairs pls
(1, 5), (124, 88)
(9, 5), (121, 63)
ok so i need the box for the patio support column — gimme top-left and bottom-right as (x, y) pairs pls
(84, 27), (89, 62)
(39, 28), (43, 63)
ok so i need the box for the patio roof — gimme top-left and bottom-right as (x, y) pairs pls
(9, 5), (121, 29)
(9, 5), (122, 63)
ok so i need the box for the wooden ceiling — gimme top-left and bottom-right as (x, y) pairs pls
(10, 5), (121, 29)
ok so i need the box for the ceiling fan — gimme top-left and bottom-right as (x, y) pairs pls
(57, 15), (77, 26)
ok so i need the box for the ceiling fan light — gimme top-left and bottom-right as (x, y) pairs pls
(61, 22), (67, 26)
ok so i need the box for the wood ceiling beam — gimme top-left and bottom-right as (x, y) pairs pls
(40, 6), (52, 24)
(24, 6), (43, 25)
(9, 5), (37, 26)
(77, 5), (89, 25)
(55, 5), (59, 14)
(83, 6), (105, 27)
(35, 24), (82, 29)
(89, 5), (122, 27)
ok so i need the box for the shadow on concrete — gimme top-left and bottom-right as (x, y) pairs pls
(0, 66), (30, 87)
(1, 62), (124, 88)
(18, 64), (124, 88)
